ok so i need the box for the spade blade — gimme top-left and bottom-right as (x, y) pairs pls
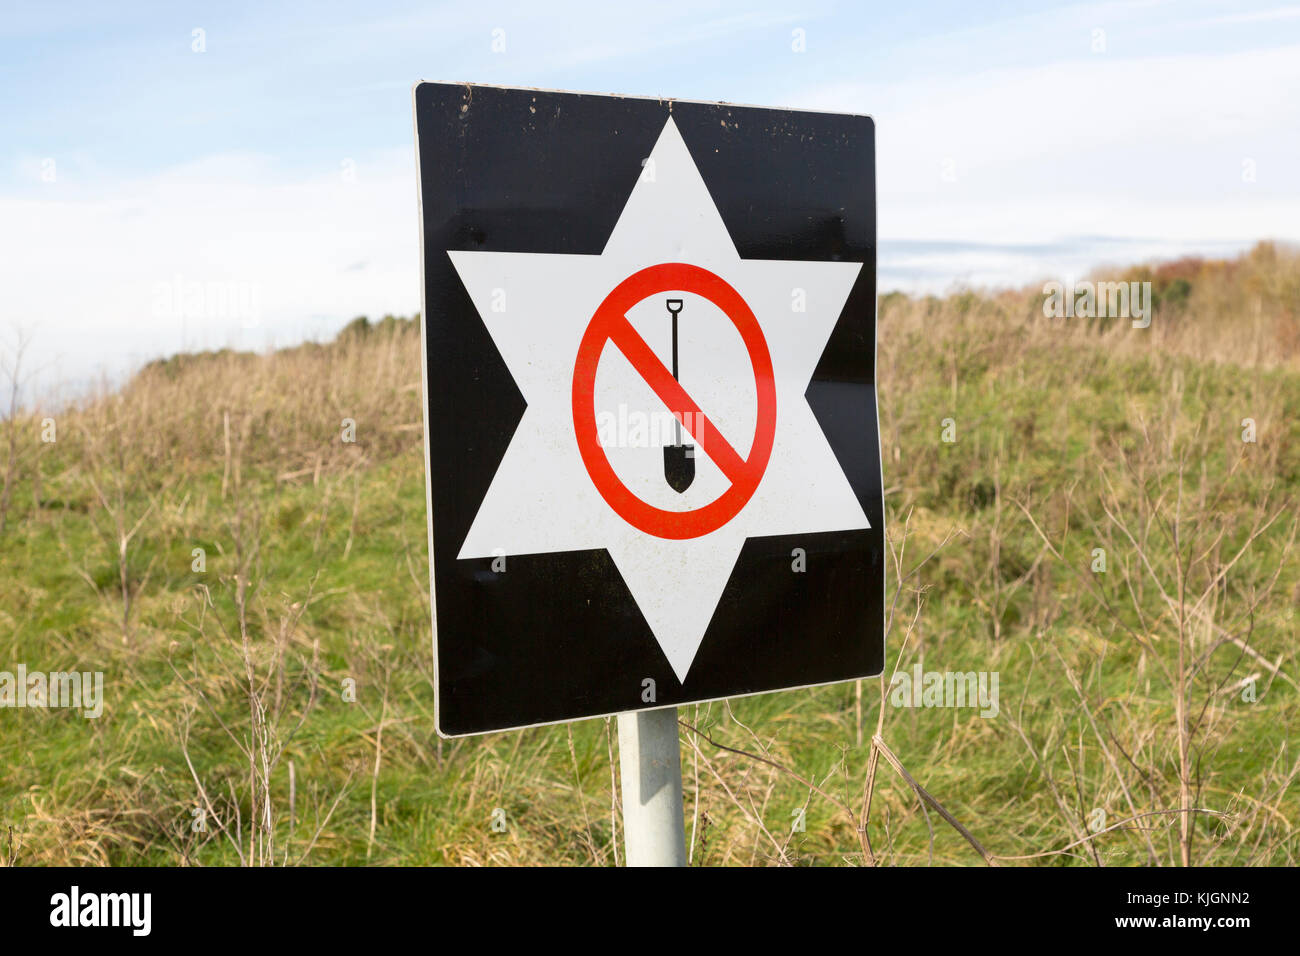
(664, 442), (695, 493)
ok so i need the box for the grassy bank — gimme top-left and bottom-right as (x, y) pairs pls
(2, 244), (1297, 866)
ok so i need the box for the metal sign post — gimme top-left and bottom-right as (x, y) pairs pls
(617, 707), (686, 866)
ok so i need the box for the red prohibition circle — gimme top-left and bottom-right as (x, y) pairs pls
(572, 262), (776, 540)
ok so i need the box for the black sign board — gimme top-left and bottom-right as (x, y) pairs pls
(414, 82), (883, 736)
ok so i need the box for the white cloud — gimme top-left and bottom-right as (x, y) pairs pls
(1173, 5), (1300, 29)
(1, 147), (418, 400)
(790, 40), (1300, 290)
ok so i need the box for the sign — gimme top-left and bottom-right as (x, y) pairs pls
(572, 262), (777, 539)
(415, 83), (884, 736)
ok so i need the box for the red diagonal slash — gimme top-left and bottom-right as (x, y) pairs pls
(572, 262), (776, 540)
(604, 312), (758, 487)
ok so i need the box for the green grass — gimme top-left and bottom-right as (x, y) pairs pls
(1, 264), (1298, 866)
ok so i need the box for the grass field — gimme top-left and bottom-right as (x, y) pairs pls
(1, 243), (1297, 866)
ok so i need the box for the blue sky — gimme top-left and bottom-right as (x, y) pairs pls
(3, 0), (1300, 396)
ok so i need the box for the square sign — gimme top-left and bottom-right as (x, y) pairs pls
(414, 82), (884, 736)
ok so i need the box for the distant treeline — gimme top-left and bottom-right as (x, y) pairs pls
(137, 313), (422, 382)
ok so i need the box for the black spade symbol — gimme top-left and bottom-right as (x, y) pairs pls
(662, 297), (694, 494)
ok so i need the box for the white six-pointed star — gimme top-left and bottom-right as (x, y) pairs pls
(449, 116), (869, 682)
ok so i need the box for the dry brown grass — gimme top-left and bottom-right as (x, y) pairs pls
(1, 244), (1297, 866)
